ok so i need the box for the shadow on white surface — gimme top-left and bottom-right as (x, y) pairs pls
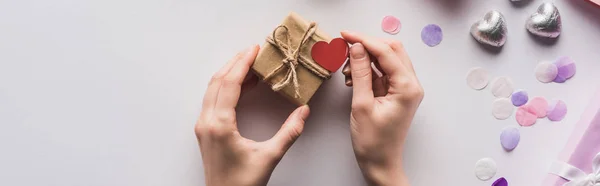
(235, 73), (352, 142)
(236, 82), (297, 142)
(422, 0), (471, 16)
(305, 0), (344, 5)
(527, 32), (560, 46)
(510, 0), (534, 8)
(235, 73), (361, 186)
(469, 37), (504, 55)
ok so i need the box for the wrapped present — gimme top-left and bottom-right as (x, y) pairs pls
(251, 12), (333, 105)
(543, 88), (600, 186)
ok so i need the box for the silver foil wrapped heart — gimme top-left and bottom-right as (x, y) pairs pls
(526, 2), (562, 38)
(470, 10), (508, 47)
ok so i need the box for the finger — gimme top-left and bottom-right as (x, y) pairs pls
(342, 62), (351, 76)
(202, 49), (248, 113)
(343, 51), (379, 77)
(268, 105), (310, 154)
(383, 39), (415, 74)
(341, 31), (407, 79)
(345, 75), (353, 87)
(345, 68), (379, 87)
(349, 43), (374, 110)
(216, 45), (260, 110)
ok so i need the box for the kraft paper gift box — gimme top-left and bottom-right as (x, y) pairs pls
(251, 12), (333, 105)
(543, 88), (600, 186)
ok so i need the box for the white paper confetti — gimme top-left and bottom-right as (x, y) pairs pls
(475, 158), (497, 181)
(466, 67), (490, 90)
(535, 62), (558, 83)
(492, 98), (514, 120)
(490, 77), (514, 98)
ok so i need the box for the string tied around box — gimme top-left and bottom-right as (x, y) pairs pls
(264, 22), (331, 99)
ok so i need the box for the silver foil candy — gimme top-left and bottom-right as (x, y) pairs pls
(471, 10), (508, 47)
(526, 2), (562, 38)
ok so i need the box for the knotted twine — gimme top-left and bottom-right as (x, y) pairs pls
(263, 22), (331, 98)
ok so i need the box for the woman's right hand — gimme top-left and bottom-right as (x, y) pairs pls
(341, 31), (424, 186)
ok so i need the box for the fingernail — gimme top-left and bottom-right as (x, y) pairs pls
(342, 64), (351, 76)
(350, 43), (366, 59)
(243, 45), (257, 56)
(341, 30), (354, 35)
(345, 77), (353, 87)
(299, 105), (310, 118)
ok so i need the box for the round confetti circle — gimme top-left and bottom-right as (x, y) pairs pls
(490, 77), (514, 98)
(529, 97), (549, 118)
(475, 158), (497, 181)
(516, 105), (538, 127)
(547, 100), (567, 121)
(535, 62), (558, 83)
(500, 127), (520, 151)
(511, 90), (529, 107)
(554, 57), (576, 83)
(421, 24), (443, 47)
(492, 98), (514, 120)
(382, 16), (401, 35)
(466, 67), (490, 90)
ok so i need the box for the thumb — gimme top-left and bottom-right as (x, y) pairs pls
(269, 105), (310, 153)
(349, 43), (374, 111)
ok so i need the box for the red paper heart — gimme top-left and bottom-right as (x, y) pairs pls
(311, 38), (349, 72)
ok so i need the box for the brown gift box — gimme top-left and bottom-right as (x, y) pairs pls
(251, 12), (332, 105)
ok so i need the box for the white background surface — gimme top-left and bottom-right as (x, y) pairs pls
(1, 0), (600, 185)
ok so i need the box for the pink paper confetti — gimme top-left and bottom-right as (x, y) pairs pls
(529, 97), (549, 118)
(382, 16), (401, 35)
(517, 105), (538, 127)
(547, 100), (568, 121)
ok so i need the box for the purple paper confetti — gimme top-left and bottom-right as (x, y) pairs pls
(492, 177), (508, 186)
(547, 100), (567, 121)
(553, 57), (576, 83)
(554, 75), (567, 83)
(511, 90), (529, 107)
(382, 16), (401, 35)
(500, 127), (520, 151)
(421, 24), (443, 47)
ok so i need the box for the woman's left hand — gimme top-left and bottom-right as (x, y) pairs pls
(195, 45), (310, 186)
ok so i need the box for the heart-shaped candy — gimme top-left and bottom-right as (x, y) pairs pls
(526, 2), (561, 38)
(470, 10), (508, 47)
(311, 38), (349, 72)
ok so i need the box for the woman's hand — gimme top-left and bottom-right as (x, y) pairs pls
(341, 31), (424, 186)
(195, 45), (310, 186)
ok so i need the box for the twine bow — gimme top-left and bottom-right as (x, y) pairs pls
(550, 152), (600, 186)
(263, 22), (331, 98)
